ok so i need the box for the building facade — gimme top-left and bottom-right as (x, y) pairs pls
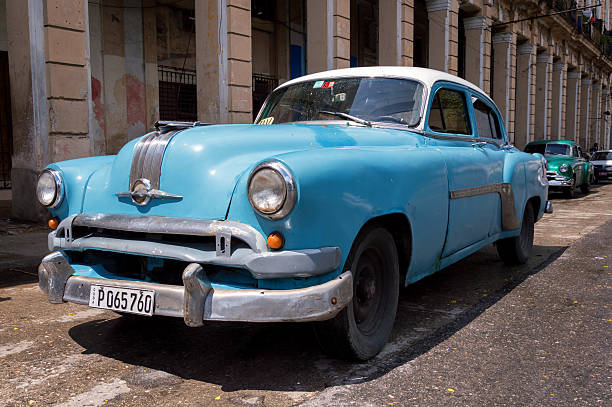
(2, 0), (612, 220)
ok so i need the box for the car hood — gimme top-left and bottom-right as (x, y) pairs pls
(81, 123), (421, 220)
(545, 155), (575, 170)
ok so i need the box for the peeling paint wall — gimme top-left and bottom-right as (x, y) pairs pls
(89, 0), (157, 155)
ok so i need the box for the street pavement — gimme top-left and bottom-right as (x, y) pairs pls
(1, 184), (611, 407)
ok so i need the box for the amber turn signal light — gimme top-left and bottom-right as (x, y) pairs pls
(48, 217), (59, 230)
(267, 232), (284, 250)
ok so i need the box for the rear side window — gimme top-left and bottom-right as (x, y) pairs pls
(472, 98), (502, 139)
(428, 88), (471, 135)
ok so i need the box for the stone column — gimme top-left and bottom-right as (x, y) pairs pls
(425, 0), (459, 74)
(196, 0), (252, 124)
(514, 43), (535, 150)
(534, 53), (552, 140)
(551, 62), (567, 139)
(142, 1), (158, 133)
(565, 70), (582, 142)
(579, 78), (592, 149)
(306, 0), (350, 73)
(590, 83), (601, 149)
(379, 0), (414, 66)
(7, 0), (91, 221)
(599, 88), (609, 147)
(463, 16), (491, 92)
(492, 32), (517, 143)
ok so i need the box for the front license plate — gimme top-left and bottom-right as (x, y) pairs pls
(598, 171), (607, 176)
(89, 285), (155, 316)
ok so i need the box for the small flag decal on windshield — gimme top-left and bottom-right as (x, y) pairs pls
(322, 81), (335, 88)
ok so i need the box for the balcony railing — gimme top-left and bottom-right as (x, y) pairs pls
(546, 0), (612, 60)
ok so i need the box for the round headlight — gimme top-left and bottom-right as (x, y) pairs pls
(247, 161), (296, 219)
(36, 169), (63, 208)
(559, 164), (569, 173)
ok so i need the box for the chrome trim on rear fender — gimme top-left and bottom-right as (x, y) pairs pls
(449, 182), (521, 230)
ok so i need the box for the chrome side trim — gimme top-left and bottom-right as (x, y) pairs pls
(450, 182), (521, 230)
(129, 130), (181, 191)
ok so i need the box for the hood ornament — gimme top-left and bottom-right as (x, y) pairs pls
(116, 178), (183, 206)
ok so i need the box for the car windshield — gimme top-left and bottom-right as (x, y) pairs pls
(525, 143), (571, 156)
(592, 152), (612, 160)
(257, 77), (425, 127)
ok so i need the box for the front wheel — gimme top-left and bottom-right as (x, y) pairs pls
(314, 226), (399, 361)
(564, 177), (576, 198)
(496, 203), (535, 265)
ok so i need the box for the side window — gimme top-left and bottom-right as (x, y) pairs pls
(472, 97), (503, 139)
(473, 99), (493, 138)
(428, 88), (471, 135)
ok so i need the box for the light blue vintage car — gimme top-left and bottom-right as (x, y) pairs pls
(37, 67), (550, 360)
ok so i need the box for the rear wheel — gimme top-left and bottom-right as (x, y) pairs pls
(315, 225), (399, 361)
(496, 203), (535, 265)
(580, 177), (590, 194)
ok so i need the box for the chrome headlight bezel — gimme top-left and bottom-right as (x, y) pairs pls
(247, 161), (296, 220)
(559, 163), (569, 173)
(36, 169), (64, 208)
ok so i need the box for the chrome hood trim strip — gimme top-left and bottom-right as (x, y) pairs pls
(129, 130), (181, 190)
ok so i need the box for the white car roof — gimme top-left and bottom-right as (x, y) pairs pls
(279, 66), (488, 98)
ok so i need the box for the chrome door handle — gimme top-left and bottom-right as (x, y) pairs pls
(472, 141), (487, 148)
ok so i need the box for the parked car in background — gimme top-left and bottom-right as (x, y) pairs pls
(37, 67), (550, 361)
(591, 150), (612, 183)
(524, 140), (593, 198)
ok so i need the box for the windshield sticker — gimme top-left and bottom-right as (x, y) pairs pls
(322, 81), (335, 88)
(259, 117), (274, 125)
(313, 80), (324, 88)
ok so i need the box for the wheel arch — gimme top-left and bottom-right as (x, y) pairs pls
(352, 213), (413, 287)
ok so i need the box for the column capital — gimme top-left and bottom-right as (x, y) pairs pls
(567, 71), (581, 79)
(553, 62), (566, 72)
(536, 53), (551, 63)
(463, 16), (487, 30)
(425, 0), (452, 12)
(492, 32), (515, 44)
(517, 43), (535, 55)
(582, 78), (593, 85)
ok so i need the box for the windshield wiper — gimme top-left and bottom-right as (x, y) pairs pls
(318, 110), (372, 127)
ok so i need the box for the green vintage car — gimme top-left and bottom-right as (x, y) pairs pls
(524, 140), (593, 198)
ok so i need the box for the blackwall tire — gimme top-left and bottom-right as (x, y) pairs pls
(496, 203), (535, 265)
(314, 225), (399, 361)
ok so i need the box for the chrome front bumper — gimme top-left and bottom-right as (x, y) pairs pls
(38, 252), (353, 324)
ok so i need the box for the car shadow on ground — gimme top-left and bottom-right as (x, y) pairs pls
(68, 243), (567, 393)
(0, 267), (39, 289)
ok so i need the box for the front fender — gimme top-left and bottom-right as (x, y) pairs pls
(226, 146), (450, 282)
(46, 156), (116, 220)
